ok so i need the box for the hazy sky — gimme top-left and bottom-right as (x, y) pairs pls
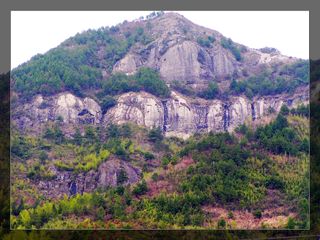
(11, 11), (309, 69)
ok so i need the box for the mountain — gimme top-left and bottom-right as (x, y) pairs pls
(10, 12), (309, 230)
(11, 12), (309, 138)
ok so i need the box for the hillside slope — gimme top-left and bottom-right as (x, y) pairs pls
(10, 11), (310, 230)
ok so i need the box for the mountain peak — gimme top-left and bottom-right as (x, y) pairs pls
(12, 11), (307, 102)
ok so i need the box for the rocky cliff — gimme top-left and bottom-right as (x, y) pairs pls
(110, 12), (298, 90)
(13, 87), (308, 139)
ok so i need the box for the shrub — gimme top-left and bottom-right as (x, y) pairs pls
(266, 175), (285, 190)
(39, 150), (48, 163)
(287, 217), (296, 229)
(120, 124), (132, 138)
(229, 64), (308, 97)
(190, 213), (204, 226)
(198, 82), (219, 99)
(208, 35), (216, 43)
(280, 105), (290, 115)
(115, 186), (125, 196)
(11, 136), (32, 160)
(171, 80), (195, 96)
(132, 180), (148, 196)
(73, 128), (82, 145)
(236, 124), (248, 135)
(117, 169), (128, 185)
(106, 124), (121, 138)
(134, 67), (170, 98)
(151, 173), (159, 181)
(253, 209), (262, 219)
(217, 218), (226, 229)
(114, 145), (128, 160)
(96, 206), (105, 221)
(148, 127), (164, 143)
(84, 126), (97, 143)
(144, 151), (155, 160)
(228, 211), (234, 219)
(267, 106), (276, 114)
(299, 138), (309, 153)
(102, 68), (170, 98)
(161, 156), (171, 167)
(221, 37), (242, 61)
(44, 125), (65, 144)
(197, 37), (212, 48)
(74, 149), (110, 172)
(290, 104), (309, 117)
(101, 96), (117, 114)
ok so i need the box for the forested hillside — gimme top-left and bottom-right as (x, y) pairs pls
(9, 11), (310, 230)
(10, 106), (309, 229)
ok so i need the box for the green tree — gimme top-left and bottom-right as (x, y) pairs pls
(148, 127), (163, 143)
(96, 207), (105, 221)
(287, 217), (296, 229)
(198, 82), (219, 99)
(106, 124), (120, 138)
(117, 169), (128, 185)
(217, 218), (226, 229)
(135, 67), (170, 98)
(53, 125), (65, 144)
(84, 126), (96, 143)
(73, 128), (82, 145)
(280, 105), (290, 115)
(19, 209), (31, 228)
(132, 179), (148, 196)
(253, 209), (262, 219)
(39, 151), (48, 163)
(120, 124), (132, 138)
(101, 96), (117, 114)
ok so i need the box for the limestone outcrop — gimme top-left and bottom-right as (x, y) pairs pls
(35, 159), (141, 199)
(13, 88), (308, 139)
(109, 12), (298, 91)
(13, 92), (102, 131)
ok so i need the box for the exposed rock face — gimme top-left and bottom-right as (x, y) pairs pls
(35, 159), (141, 199)
(13, 92), (101, 131)
(104, 91), (164, 129)
(13, 88), (308, 139)
(165, 91), (197, 138)
(159, 41), (202, 84)
(110, 12), (298, 91)
(98, 159), (141, 187)
(212, 44), (236, 78)
(104, 89), (309, 139)
(113, 53), (141, 75)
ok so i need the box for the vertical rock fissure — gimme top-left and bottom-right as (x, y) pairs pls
(251, 102), (256, 121)
(204, 105), (209, 131)
(223, 104), (230, 132)
(194, 105), (209, 131)
(162, 100), (168, 132)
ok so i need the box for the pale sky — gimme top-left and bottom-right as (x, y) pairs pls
(11, 11), (309, 69)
